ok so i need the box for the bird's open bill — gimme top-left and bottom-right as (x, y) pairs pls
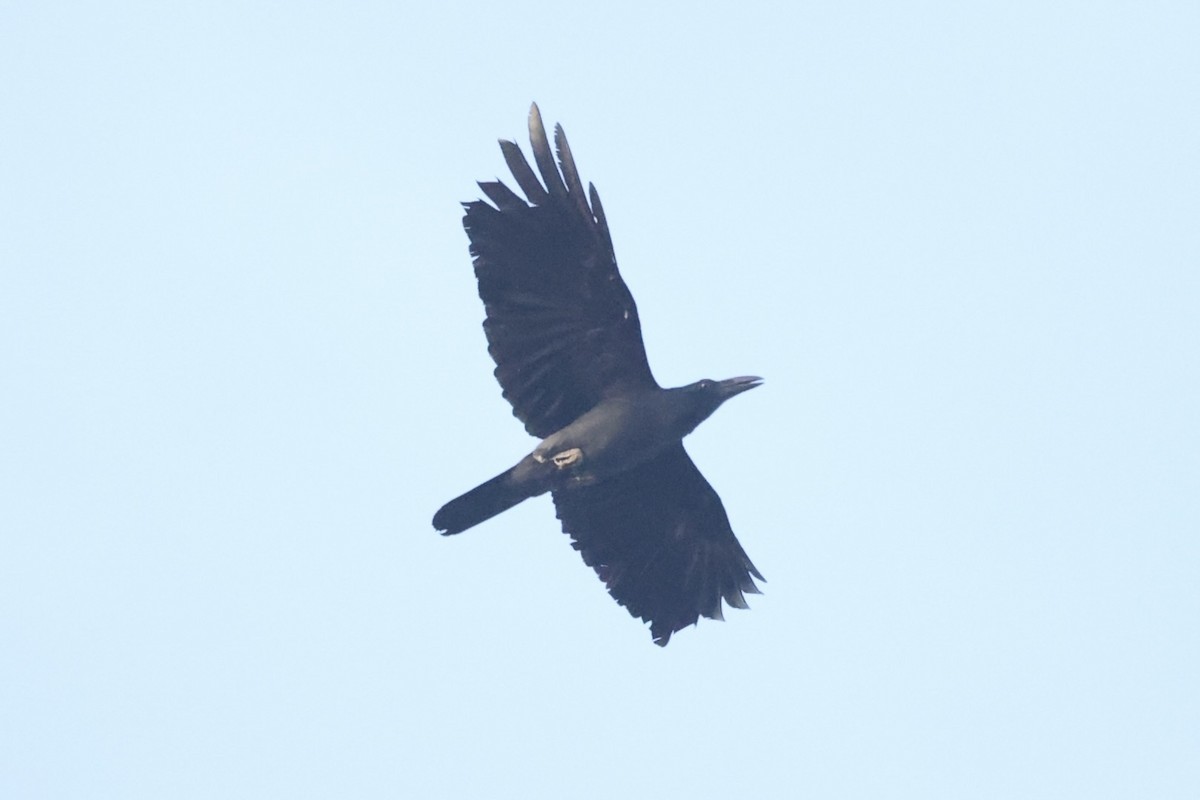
(717, 376), (764, 398)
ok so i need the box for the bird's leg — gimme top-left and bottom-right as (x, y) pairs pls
(532, 439), (583, 470)
(551, 447), (583, 469)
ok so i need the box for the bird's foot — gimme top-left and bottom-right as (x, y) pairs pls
(551, 447), (583, 469)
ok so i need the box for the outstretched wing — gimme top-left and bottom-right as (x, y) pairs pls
(463, 104), (658, 439)
(552, 444), (764, 646)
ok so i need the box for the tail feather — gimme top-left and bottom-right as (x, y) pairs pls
(433, 469), (530, 535)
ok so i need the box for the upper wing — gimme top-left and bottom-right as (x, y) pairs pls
(552, 443), (764, 646)
(463, 104), (658, 439)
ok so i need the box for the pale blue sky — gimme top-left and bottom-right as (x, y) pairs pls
(2, 2), (1197, 798)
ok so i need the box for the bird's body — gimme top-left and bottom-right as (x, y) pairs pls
(538, 392), (666, 479)
(434, 105), (765, 645)
(534, 380), (758, 480)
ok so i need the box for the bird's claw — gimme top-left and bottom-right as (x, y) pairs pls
(551, 448), (583, 469)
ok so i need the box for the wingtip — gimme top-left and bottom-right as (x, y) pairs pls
(498, 137), (547, 203)
(526, 103), (567, 198)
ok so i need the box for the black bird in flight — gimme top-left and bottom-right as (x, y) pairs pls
(433, 104), (764, 645)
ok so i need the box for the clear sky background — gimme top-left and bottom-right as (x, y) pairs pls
(2, 2), (1197, 798)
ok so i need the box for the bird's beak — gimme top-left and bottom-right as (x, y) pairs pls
(718, 375), (764, 399)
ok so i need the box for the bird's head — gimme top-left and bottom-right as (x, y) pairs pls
(673, 375), (763, 435)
